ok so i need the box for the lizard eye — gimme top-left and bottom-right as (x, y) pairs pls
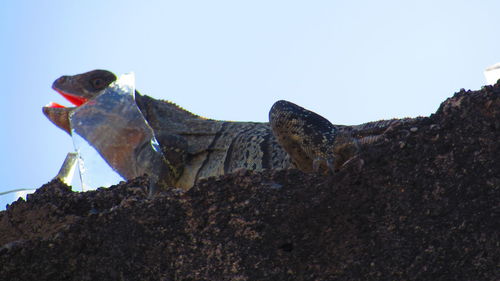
(90, 78), (106, 90)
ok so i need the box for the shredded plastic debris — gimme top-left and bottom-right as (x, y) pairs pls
(67, 73), (166, 191)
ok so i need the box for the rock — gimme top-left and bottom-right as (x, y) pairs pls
(1, 84), (499, 280)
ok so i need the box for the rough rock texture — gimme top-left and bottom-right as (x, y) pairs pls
(1, 84), (499, 281)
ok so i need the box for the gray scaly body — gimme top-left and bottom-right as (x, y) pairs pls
(44, 70), (414, 190)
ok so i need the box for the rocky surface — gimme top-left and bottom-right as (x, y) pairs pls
(1, 84), (499, 280)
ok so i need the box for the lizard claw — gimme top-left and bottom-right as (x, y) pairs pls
(340, 154), (364, 172)
(327, 158), (335, 175)
(312, 158), (321, 173)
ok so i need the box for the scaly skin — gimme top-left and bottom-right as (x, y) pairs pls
(44, 70), (415, 190)
(269, 100), (361, 173)
(269, 101), (416, 174)
(43, 70), (292, 190)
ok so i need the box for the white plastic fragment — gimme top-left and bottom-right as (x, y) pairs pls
(484, 62), (500, 85)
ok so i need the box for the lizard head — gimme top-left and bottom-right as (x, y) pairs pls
(43, 69), (117, 134)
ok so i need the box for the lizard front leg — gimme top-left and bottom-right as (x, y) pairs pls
(269, 100), (359, 174)
(151, 132), (188, 189)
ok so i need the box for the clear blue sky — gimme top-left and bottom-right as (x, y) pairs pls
(1, 1), (499, 208)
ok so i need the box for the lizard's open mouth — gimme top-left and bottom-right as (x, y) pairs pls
(47, 88), (89, 108)
(43, 88), (91, 135)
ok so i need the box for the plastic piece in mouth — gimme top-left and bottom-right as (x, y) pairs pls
(69, 72), (166, 192)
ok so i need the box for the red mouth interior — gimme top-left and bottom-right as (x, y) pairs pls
(47, 102), (65, 108)
(49, 89), (89, 108)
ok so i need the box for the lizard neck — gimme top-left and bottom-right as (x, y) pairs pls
(134, 91), (204, 120)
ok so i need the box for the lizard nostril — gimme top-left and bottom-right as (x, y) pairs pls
(52, 76), (68, 89)
(58, 76), (68, 83)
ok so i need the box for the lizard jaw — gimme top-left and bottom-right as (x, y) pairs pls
(43, 84), (90, 134)
(42, 106), (72, 135)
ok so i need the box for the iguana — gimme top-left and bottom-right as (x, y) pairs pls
(44, 70), (293, 190)
(43, 70), (414, 190)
